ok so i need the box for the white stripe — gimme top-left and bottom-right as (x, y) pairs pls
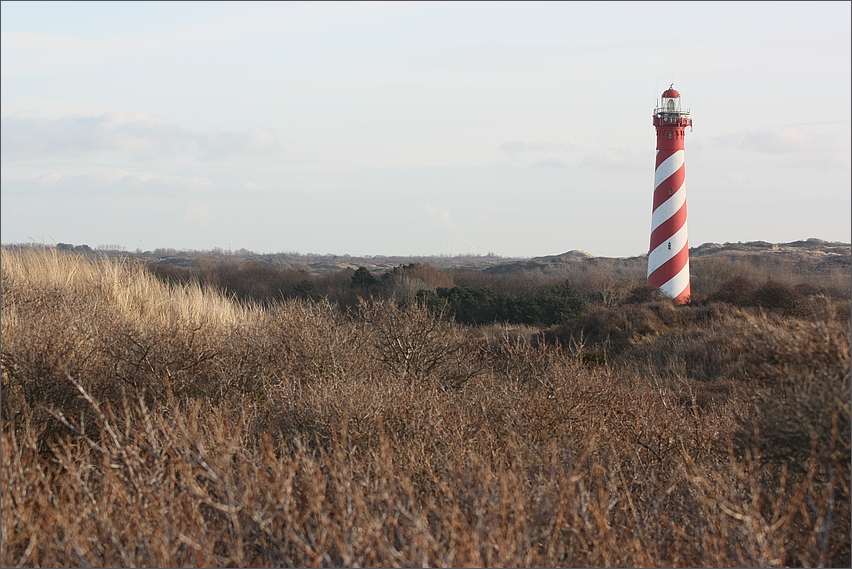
(654, 150), (684, 190)
(647, 220), (689, 277)
(659, 259), (690, 299)
(650, 181), (686, 233)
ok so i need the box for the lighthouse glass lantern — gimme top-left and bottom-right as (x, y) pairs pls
(660, 90), (681, 114)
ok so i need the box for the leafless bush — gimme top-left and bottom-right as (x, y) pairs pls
(743, 317), (851, 466)
(691, 255), (778, 296)
(574, 264), (644, 307)
(358, 299), (484, 390)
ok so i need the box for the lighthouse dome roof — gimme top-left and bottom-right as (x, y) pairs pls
(662, 88), (681, 98)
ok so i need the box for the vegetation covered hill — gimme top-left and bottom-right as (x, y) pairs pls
(1, 243), (849, 567)
(41, 237), (851, 277)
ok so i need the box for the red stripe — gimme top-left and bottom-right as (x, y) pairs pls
(654, 148), (677, 169)
(648, 243), (689, 288)
(652, 165), (685, 211)
(674, 282), (691, 304)
(649, 200), (687, 251)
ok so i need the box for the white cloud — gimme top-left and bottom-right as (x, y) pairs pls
(421, 204), (477, 254)
(705, 170), (762, 194)
(695, 125), (851, 170)
(182, 201), (217, 228)
(201, 127), (281, 160)
(500, 140), (577, 153)
(423, 204), (452, 227)
(499, 141), (579, 171)
(580, 148), (644, 170)
(3, 168), (215, 195)
(702, 126), (831, 155)
(0, 30), (104, 74)
(740, 126), (816, 154)
(0, 111), (281, 162)
(0, 99), (121, 121)
(529, 158), (567, 169)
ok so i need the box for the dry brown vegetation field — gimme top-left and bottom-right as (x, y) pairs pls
(1, 246), (849, 567)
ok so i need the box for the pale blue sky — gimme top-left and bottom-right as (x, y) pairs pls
(2, 1), (850, 256)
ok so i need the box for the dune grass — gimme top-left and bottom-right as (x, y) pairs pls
(1, 246), (849, 567)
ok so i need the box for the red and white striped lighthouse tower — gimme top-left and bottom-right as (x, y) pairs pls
(648, 85), (692, 304)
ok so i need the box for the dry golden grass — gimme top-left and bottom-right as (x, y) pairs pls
(2, 246), (849, 567)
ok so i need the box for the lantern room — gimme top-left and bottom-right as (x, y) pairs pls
(660, 87), (682, 114)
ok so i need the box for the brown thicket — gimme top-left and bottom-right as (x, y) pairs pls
(2, 247), (849, 568)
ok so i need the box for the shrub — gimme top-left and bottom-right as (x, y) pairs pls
(751, 280), (806, 316)
(433, 286), (505, 326)
(358, 299), (483, 390)
(623, 284), (668, 304)
(533, 280), (587, 326)
(743, 317), (851, 466)
(351, 266), (379, 289)
(707, 275), (757, 306)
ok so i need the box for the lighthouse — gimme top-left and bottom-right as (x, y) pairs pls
(647, 85), (692, 304)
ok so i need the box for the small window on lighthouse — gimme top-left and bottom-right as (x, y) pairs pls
(668, 131), (673, 139)
(668, 187), (672, 196)
(667, 242), (671, 250)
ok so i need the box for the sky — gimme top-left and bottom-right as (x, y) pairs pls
(1, 1), (850, 258)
